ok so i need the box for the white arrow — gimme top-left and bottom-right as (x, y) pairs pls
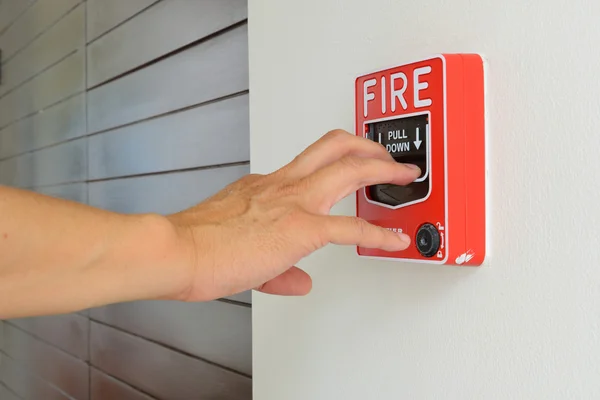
(414, 127), (422, 150)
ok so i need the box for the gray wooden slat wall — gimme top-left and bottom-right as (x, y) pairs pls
(0, 1), (251, 399)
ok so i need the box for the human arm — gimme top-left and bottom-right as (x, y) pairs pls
(0, 130), (420, 318)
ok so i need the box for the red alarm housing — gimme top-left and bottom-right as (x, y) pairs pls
(355, 54), (487, 266)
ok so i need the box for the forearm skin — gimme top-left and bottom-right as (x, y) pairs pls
(0, 186), (191, 319)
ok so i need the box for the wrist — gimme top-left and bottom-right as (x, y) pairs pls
(94, 213), (196, 305)
(135, 213), (196, 301)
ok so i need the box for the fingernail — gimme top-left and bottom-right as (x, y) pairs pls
(403, 163), (421, 172)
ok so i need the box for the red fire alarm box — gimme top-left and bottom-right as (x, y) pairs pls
(355, 54), (487, 266)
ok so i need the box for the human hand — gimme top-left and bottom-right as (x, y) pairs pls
(166, 130), (421, 301)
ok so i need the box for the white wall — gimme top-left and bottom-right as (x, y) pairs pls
(249, 0), (600, 399)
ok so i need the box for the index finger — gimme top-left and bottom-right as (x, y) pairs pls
(282, 130), (394, 178)
(301, 156), (421, 213)
(319, 215), (411, 251)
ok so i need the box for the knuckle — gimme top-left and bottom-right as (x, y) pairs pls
(269, 181), (301, 198)
(230, 173), (266, 194)
(324, 129), (350, 142)
(354, 217), (368, 235)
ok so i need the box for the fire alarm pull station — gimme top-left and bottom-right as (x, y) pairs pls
(355, 54), (486, 266)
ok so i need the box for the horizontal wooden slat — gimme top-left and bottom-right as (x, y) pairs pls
(0, 4), (84, 97)
(0, 0), (80, 62)
(87, 23), (248, 133)
(87, 0), (247, 87)
(0, 0), (35, 35)
(88, 164), (248, 214)
(91, 368), (155, 400)
(91, 300), (251, 375)
(0, 138), (86, 188)
(33, 183), (88, 204)
(8, 313), (89, 360)
(0, 152), (32, 187)
(86, 0), (158, 42)
(1, 324), (88, 400)
(90, 322), (251, 400)
(0, 94), (86, 160)
(0, 354), (73, 400)
(0, 51), (84, 129)
(28, 139), (87, 187)
(0, 381), (21, 400)
(88, 94), (249, 180)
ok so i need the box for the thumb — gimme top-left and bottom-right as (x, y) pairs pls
(255, 266), (312, 296)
